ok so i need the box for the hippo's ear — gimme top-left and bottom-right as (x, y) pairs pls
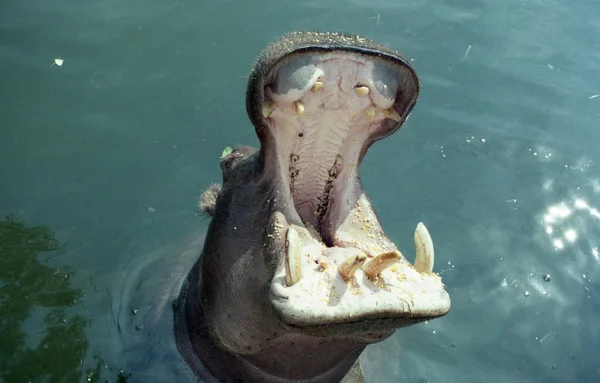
(198, 183), (222, 217)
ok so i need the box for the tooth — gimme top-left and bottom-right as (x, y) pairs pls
(262, 99), (277, 118)
(294, 100), (305, 116)
(338, 253), (367, 282)
(382, 108), (401, 122)
(361, 251), (401, 279)
(311, 81), (323, 92)
(365, 105), (376, 119)
(355, 86), (370, 97)
(285, 227), (303, 286)
(414, 222), (434, 273)
(318, 256), (329, 271)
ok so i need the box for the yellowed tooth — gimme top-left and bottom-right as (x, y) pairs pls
(414, 222), (434, 273)
(355, 86), (370, 97)
(361, 251), (401, 279)
(311, 81), (323, 92)
(285, 227), (303, 286)
(365, 105), (376, 119)
(382, 108), (401, 122)
(338, 253), (367, 282)
(317, 256), (329, 271)
(262, 99), (277, 118)
(294, 100), (305, 116)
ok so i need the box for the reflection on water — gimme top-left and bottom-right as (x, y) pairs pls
(0, 215), (86, 382)
(543, 198), (600, 254)
(0, 216), (127, 383)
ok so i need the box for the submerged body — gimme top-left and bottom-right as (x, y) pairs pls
(174, 32), (451, 382)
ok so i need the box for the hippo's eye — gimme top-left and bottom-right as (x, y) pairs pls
(220, 157), (233, 172)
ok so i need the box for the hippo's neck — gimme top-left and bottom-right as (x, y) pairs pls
(174, 264), (365, 383)
(242, 334), (365, 382)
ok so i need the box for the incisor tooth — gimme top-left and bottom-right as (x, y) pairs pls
(262, 99), (277, 118)
(285, 227), (303, 286)
(338, 253), (367, 282)
(382, 108), (401, 122)
(413, 222), (434, 273)
(361, 251), (401, 279)
(318, 256), (329, 270)
(311, 81), (323, 92)
(355, 86), (370, 97)
(295, 100), (305, 116)
(365, 106), (376, 119)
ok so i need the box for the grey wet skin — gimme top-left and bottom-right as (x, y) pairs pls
(198, 146), (256, 217)
(174, 31), (450, 383)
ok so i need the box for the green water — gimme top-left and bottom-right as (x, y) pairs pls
(1, 0), (599, 382)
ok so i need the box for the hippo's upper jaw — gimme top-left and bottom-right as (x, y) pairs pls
(245, 32), (451, 336)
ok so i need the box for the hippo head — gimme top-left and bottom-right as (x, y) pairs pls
(175, 32), (451, 383)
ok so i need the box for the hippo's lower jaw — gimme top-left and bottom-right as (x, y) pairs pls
(246, 34), (451, 336)
(270, 217), (448, 337)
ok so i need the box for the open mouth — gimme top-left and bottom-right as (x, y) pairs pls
(248, 33), (451, 334)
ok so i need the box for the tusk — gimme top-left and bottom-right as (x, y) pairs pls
(338, 253), (367, 282)
(262, 99), (277, 118)
(413, 222), (434, 273)
(285, 227), (303, 286)
(361, 251), (401, 279)
(311, 81), (324, 92)
(294, 100), (305, 116)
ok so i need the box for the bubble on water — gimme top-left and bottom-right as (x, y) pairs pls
(543, 274), (551, 282)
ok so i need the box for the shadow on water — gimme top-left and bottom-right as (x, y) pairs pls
(0, 215), (130, 383)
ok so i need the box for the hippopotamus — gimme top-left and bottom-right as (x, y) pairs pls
(173, 31), (451, 383)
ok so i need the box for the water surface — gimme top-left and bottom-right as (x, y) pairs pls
(1, 0), (599, 381)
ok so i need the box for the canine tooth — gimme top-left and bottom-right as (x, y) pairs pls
(355, 86), (370, 97)
(262, 99), (277, 118)
(382, 108), (401, 122)
(338, 253), (367, 282)
(365, 106), (376, 119)
(414, 222), (434, 273)
(285, 227), (303, 286)
(294, 100), (305, 116)
(361, 251), (401, 279)
(311, 81), (323, 92)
